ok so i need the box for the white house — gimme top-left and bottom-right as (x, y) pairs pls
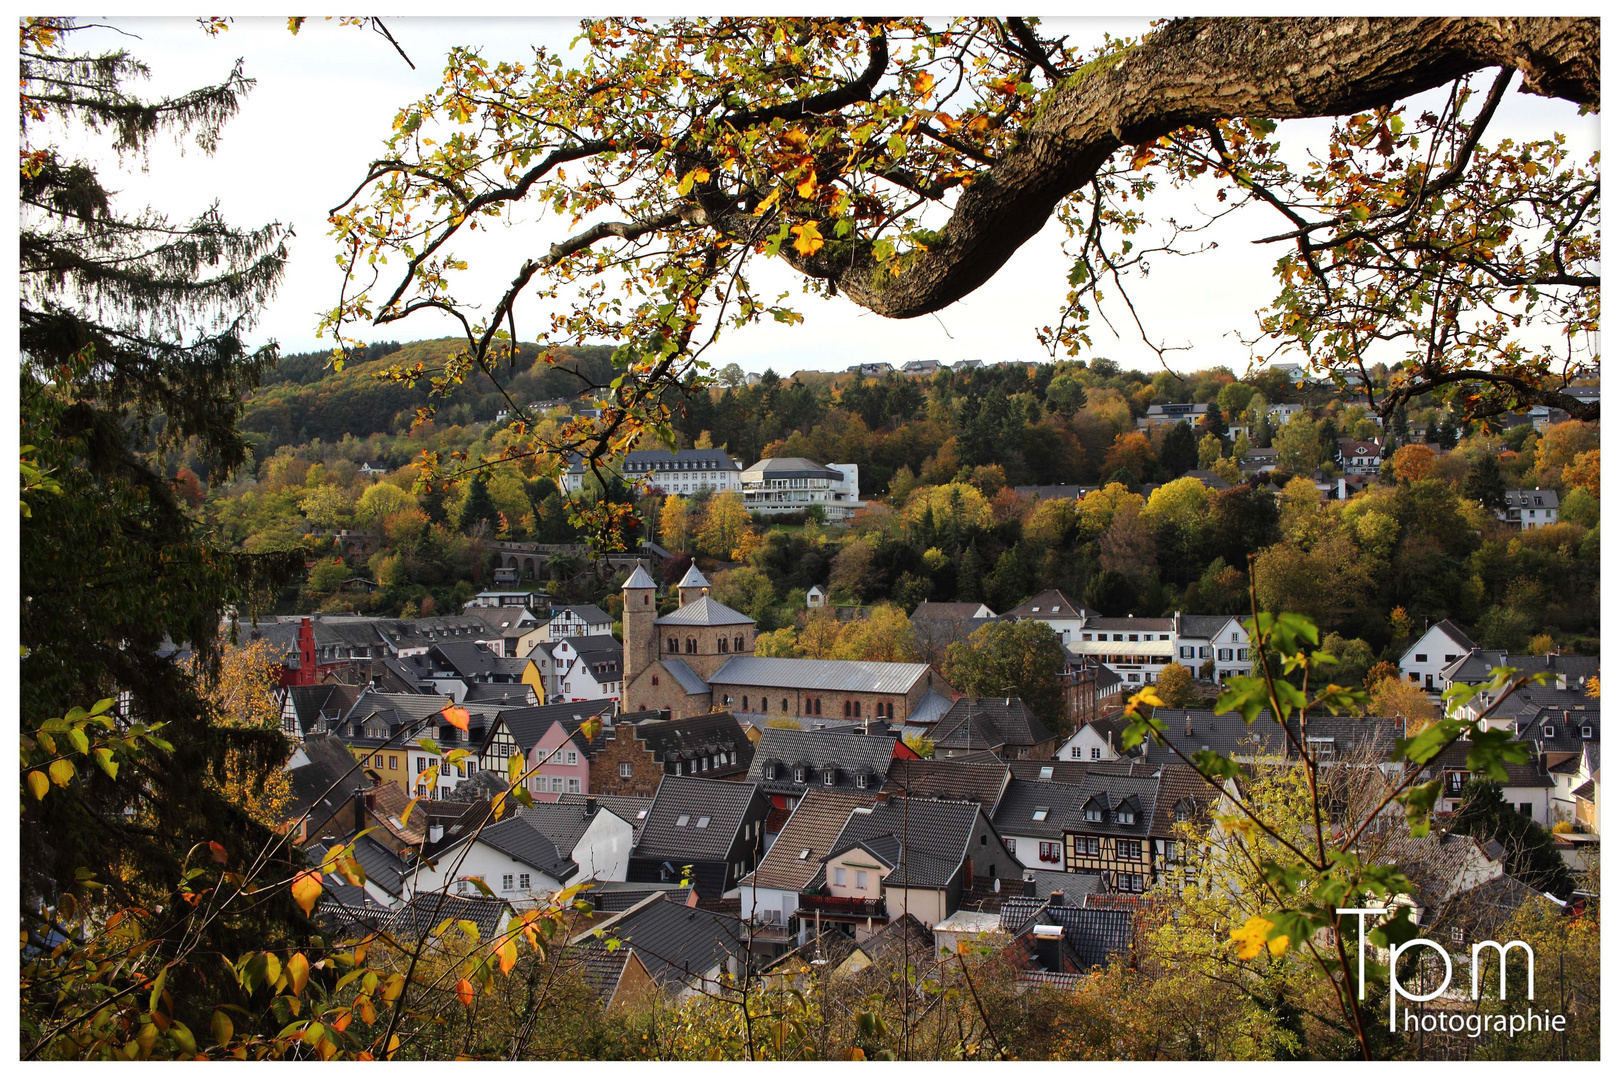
(1056, 720), (1126, 763)
(1002, 589), (1097, 646)
(1170, 615), (1252, 684)
(1268, 402), (1306, 425)
(739, 457), (863, 521)
(559, 448), (744, 496)
(407, 801), (635, 906)
(543, 604), (614, 642)
(550, 635), (624, 702)
(806, 585), (826, 609)
(1399, 620), (1478, 693)
(1500, 488), (1560, 530)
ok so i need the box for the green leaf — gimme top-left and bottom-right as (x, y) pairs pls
(1463, 727), (1532, 781)
(886, 133), (907, 157)
(67, 727), (90, 755)
(1190, 750), (1242, 782)
(1400, 778), (1443, 837)
(94, 747), (118, 778)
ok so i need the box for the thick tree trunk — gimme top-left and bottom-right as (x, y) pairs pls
(776, 16), (1598, 319)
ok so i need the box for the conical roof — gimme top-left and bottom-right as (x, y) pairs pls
(676, 564), (710, 589)
(623, 565), (656, 590)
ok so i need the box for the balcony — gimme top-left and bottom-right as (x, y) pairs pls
(797, 893), (886, 919)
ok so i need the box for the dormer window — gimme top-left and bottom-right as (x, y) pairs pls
(856, 772), (868, 789)
(795, 767), (807, 784)
(1582, 725), (1593, 738)
(1084, 807), (1103, 823)
(823, 768), (836, 786)
(764, 763), (777, 780)
(1544, 725), (1556, 739)
(1117, 810), (1135, 825)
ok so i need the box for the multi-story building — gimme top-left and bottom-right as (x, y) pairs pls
(739, 457), (862, 521)
(1066, 615), (1177, 687)
(1336, 436), (1384, 476)
(559, 448), (744, 496)
(1500, 488), (1560, 530)
(1138, 403), (1209, 430)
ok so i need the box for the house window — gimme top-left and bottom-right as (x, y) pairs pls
(1415, 654), (1428, 663)
(518, 873), (530, 889)
(551, 777), (565, 792)
(566, 750), (578, 765)
(1128, 874), (1145, 893)
(1218, 649), (1232, 662)
(1117, 840), (1142, 860)
(1070, 746), (1084, 759)
(567, 777), (581, 793)
(844, 701), (851, 717)
(1544, 726), (1556, 738)
(652, 676), (659, 686)
(852, 701), (861, 717)
(417, 784), (427, 798)
(730, 750), (737, 764)
(795, 767), (807, 783)
(1518, 803), (1533, 817)
(674, 761), (683, 775)
(373, 755), (383, 767)
(1451, 926), (1464, 943)
(667, 637), (678, 653)
(1077, 836), (1100, 855)
(742, 696), (750, 712)
(1582, 725), (1593, 738)
(856, 773), (868, 789)
(502, 874), (514, 890)
(765, 764), (777, 780)
(734, 635), (745, 651)
(1164, 841), (1180, 863)
(1117, 810), (1135, 825)
(834, 867), (846, 886)
(619, 762), (633, 778)
(782, 698), (789, 712)
(1039, 842), (1061, 863)
(1085, 808), (1102, 822)
(1091, 747), (1102, 761)
(1005, 838), (1017, 855)
(856, 870), (868, 888)
(1237, 649), (1248, 661)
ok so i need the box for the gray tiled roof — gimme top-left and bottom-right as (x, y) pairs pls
(935, 697), (1054, 750)
(558, 793), (652, 842)
(456, 813), (578, 881)
(1443, 649), (1599, 689)
(999, 898), (1133, 969)
(908, 688), (955, 724)
(993, 779), (1096, 840)
(813, 798), (987, 890)
(1004, 589), (1096, 620)
(747, 727), (897, 793)
(1505, 488), (1560, 509)
(886, 758), (1011, 811)
(744, 790), (882, 891)
(386, 892), (512, 940)
(1174, 614), (1241, 640)
(658, 658), (710, 695)
(634, 775), (764, 863)
(654, 596), (754, 627)
(1134, 709), (1405, 765)
(710, 656), (936, 695)
(740, 457), (842, 481)
(567, 448), (743, 476)
(496, 699), (615, 755)
(550, 604), (614, 627)
(1020, 868), (1103, 901)
(631, 712), (753, 771)
(578, 893), (748, 992)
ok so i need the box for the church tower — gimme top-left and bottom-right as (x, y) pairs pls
(621, 563), (658, 689)
(676, 563), (710, 607)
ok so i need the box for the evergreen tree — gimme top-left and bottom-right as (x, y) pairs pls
(20, 17), (303, 948)
(457, 470), (500, 534)
(1254, 412), (1274, 449)
(1437, 416), (1460, 450)
(1462, 454), (1509, 513)
(1389, 401), (1409, 444)
(1159, 420), (1199, 478)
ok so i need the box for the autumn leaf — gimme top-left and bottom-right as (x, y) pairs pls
(208, 841), (228, 864)
(291, 870), (323, 916)
(791, 220), (825, 256)
(26, 770), (49, 801)
(455, 977), (475, 1007)
(48, 758), (74, 786)
(442, 703), (470, 732)
(1130, 143), (1156, 171)
(498, 936), (518, 974)
(912, 72), (935, 95)
(286, 952), (310, 995)
(1231, 914), (1288, 959)
(796, 170), (817, 199)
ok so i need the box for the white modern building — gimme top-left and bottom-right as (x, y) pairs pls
(739, 458), (862, 521)
(1500, 488), (1560, 530)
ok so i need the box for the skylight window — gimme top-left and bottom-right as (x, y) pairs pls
(1032, 807), (1049, 821)
(1039, 766), (1054, 780)
(696, 816), (711, 828)
(675, 814), (690, 827)
(798, 848), (810, 860)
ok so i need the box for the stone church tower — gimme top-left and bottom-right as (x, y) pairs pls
(621, 564), (658, 690)
(620, 562), (757, 716)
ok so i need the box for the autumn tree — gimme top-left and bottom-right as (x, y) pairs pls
(944, 619), (1068, 737)
(1154, 661), (1196, 707)
(1365, 674), (1437, 727)
(1389, 443), (1437, 482)
(696, 491), (750, 559)
(659, 493), (696, 552)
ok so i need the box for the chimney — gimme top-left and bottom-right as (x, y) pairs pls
(1185, 717), (1193, 737)
(350, 790), (367, 832)
(1032, 924), (1064, 972)
(428, 823), (444, 844)
(1049, 889), (1066, 907)
(584, 796), (598, 817)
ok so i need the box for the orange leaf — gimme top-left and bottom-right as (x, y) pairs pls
(208, 841), (228, 864)
(498, 937), (518, 975)
(912, 72), (934, 95)
(455, 978), (475, 1007)
(290, 870), (323, 917)
(442, 704), (470, 732)
(796, 170), (817, 199)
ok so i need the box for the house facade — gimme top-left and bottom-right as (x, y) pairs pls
(1399, 620), (1478, 692)
(559, 448), (743, 496)
(1500, 488), (1560, 530)
(739, 457), (862, 521)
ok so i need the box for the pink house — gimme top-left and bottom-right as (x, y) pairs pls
(528, 718), (593, 802)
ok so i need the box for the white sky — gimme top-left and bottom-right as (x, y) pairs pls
(60, 15), (1598, 377)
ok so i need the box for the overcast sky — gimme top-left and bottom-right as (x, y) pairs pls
(62, 16), (1598, 377)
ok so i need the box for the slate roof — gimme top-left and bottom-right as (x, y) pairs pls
(558, 793), (653, 841)
(287, 734), (373, 831)
(1008, 759), (1155, 784)
(284, 683), (366, 737)
(566, 448), (743, 476)
(811, 798), (987, 891)
(307, 831), (411, 897)
(1513, 706), (1599, 756)
(746, 728), (898, 794)
(911, 601), (999, 621)
(744, 790), (882, 892)
(1505, 488), (1560, 509)
(1421, 619), (1478, 654)
(1443, 649), (1600, 691)
(999, 898), (1133, 970)
(1571, 778), (1596, 800)
(654, 595), (754, 627)
(934, 712), (1003, 752)
(634, 775), (764, 863)
(574, 893), (748, 993)
(710, 656), (937, 695)
(386, 892), (513, 940)
(622, 564), (657, 590)
(1019, 868), (1103, 901)
(908, 688), (956, 725)
(463, 684), (539, 708)
(1179, 469), (1232, 491)
(993, 779), (1095, 841)
(1004, 589), (1097, 621)
(658, 658), (711, 695)
(934, 697), (1055, 751)
(549, 603), (614, 627)
(677, 564), (710, 589)
(495, 699), (615, 755)
(1133, 709), (1405, 764)
(452, 812), (579, 882)
(846, 913), (940, 974)
(1373, 829), (1512, 912)
(1174, 614), (1242, 641)
(886, 758), (1011, 811)
(1049, 773), (1160, 839)
(741, 457), (842, 481)
(631, 711), (753, 771)
(431, 641), (503, 680)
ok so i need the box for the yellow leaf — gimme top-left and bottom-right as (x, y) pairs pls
(790, 220), (825, 256)
(286, 952), (310, 996)
(752, 187), (782, 216)
(1268, 932), (1291, 957)
(796, 170), (817, 199)
(492, 791), (506, 820)
(498, 936), (518, 974)
(290, 870), (323, 917)
(48, 758), (74, 787)
(913, 72), (935, 95)
(693, 167), (709, 184)
(26, 770), (48, 801)
(1230, 915), (1275, 960)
